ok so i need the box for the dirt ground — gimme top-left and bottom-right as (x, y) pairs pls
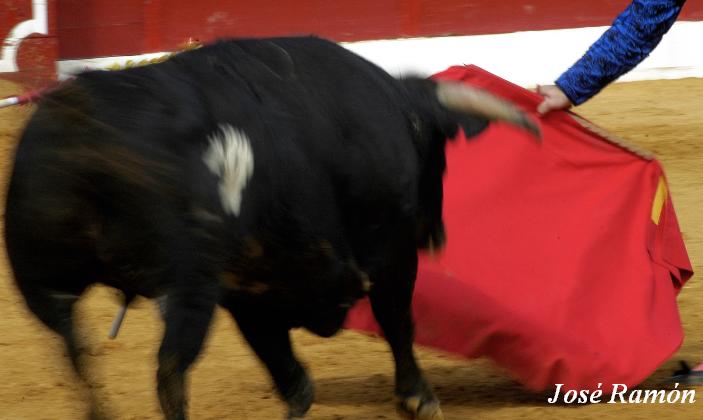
(0, 77), (701, 420)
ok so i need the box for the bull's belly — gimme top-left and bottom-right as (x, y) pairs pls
(219, 286), (355, 337)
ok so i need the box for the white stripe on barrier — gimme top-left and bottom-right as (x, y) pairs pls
(56, 21), (703, 87)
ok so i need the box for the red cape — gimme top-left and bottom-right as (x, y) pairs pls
(345, 65), (693, 392)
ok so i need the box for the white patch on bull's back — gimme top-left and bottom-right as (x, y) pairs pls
(203, 124), (254, 216)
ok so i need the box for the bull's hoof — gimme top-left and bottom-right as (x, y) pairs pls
(285, 374), (315, 420)
(88, 407), (111, 420)
(397, 395), (444, 420)
(87, 396), (116, 420)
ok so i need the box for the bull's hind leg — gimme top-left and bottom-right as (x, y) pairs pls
(221, 299), (314, 419)
(156, 283), (218, 420)
(14, 281), (109, 419)
(369, 244), (443, 420)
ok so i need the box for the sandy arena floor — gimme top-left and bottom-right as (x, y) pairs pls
(0, 77), (701, 419)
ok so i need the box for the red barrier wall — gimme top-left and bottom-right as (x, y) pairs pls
(2, 0), (703, 87)
(1, 0), (58, 88)
(56, 0), (703, 60)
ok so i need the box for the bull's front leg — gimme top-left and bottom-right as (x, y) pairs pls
(157, 282), (217, 420)
(221, 299), (314, 419)
(368, 245), (443, 420)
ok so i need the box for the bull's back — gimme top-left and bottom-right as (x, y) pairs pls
(173, 37), (419, 177)
(230, 37), (420, 226)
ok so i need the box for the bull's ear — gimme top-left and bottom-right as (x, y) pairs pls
(401, 76), (491, 141)
(452, 112), (490, 140)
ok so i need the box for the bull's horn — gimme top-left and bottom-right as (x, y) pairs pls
(436, 81), (541, 139)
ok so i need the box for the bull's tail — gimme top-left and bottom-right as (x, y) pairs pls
(5, 80), (108, 352)
(6, 196), (110, 416)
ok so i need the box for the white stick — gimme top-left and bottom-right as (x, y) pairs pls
(108, 304), (128, 339)
(569, 114), (653, 160)
(0, 97), (19, 108)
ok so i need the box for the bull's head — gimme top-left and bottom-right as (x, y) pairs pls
(402, 77), (540, 252)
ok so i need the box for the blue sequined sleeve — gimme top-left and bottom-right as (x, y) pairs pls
(555, 0), (686, 105)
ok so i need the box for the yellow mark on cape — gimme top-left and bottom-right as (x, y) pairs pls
(651, 176), (668, 225)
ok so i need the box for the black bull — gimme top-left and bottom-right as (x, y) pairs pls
(5, 37), (538, 419)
